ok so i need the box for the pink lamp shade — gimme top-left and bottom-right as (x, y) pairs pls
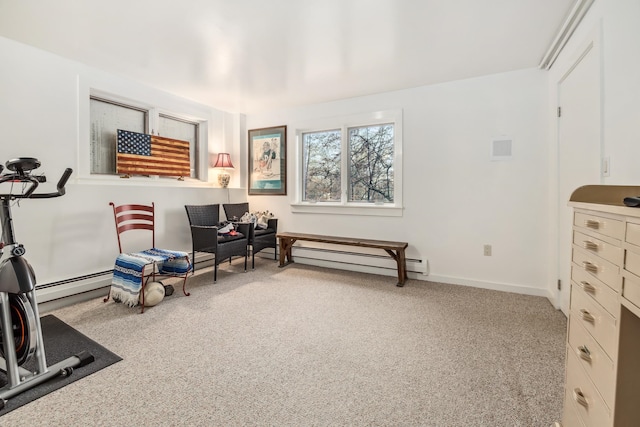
(212, 153), (234, 169)
(212, 153), (233, 188)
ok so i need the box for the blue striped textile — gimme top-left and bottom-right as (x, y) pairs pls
(110, 248), (191, 307)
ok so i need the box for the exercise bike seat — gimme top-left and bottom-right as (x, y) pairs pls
(6, 157), (41, 173)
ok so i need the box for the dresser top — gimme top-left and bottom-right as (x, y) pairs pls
(569, 185), (640, 217)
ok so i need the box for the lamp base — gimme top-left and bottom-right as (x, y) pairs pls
(218, 172), (230, 188)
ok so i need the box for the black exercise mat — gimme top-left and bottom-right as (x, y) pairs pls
(0, 314), (122, 416)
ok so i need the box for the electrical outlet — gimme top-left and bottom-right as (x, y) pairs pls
(483, 244), (492, 256)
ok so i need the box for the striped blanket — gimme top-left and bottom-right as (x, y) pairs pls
(110, 248), (191, 307)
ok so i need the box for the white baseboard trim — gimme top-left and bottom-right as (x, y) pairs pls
(424, 274), (552, 298)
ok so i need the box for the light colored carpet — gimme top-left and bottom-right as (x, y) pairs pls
(2, 258), (566, 426)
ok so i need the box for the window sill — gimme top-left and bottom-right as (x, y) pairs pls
(76, 174), (216, 188)
(290, 202), (403, 217)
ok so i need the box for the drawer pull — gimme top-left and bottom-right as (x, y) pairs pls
(578, 281), (596, 293)
(585, 219), (601, 229)
(579, 309), (595, 323)
(583, 240), (599, 251)
(577, 345), (592, 362)
(582, 261), (598, 273)
(584, 219), (600, 230)
(573, 388), (589, 408)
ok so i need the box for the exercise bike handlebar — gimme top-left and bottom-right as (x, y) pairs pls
(0, 167), (73, 199)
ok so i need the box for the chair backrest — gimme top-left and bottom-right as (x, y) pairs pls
(110, 202), (155, 253)
(184, 204), (220, 227)
(222, 203), (249, 221)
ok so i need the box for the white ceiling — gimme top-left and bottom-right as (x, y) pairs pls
(0, 0), (575, 114)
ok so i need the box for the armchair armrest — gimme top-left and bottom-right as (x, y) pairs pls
(190, 225), (219, 252)
(267, 218), (278, 232)
(233, 222), (252, 240)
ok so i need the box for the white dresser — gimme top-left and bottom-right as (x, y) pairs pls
(562, 185), (640, 427)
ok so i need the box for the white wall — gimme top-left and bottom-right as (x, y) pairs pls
(545, 0), (640, 307)
(548, 0), (640, 186)
(246, 68), (552, 297)
(8, 0), (637, 303)
(0, 36), (238, 287)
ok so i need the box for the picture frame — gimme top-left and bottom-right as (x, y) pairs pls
(248, 125), (287, 195)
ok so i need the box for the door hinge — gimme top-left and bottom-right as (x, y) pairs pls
(557, 279), (562, 290)
(557, 106), (562, 117)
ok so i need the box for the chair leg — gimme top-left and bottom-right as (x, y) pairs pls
(214, 262), (218, 283)
(244, 253), (247, 272)
(252, 249), (255, 270)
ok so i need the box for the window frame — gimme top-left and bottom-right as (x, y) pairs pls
(81, 89), (210, 186)
(293, 109), (403, 217)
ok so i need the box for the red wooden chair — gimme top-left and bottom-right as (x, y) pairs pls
(105, 202), (191, 313)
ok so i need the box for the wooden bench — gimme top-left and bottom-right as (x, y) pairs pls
(276, 231), (409, 287)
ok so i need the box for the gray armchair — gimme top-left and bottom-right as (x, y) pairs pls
(184, 204), (249, 283)
(223, 203), (278, 269)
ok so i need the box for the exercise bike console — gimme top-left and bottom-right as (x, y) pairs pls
(0, 157), (93, 411)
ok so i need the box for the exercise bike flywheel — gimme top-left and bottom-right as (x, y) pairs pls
(0, 294), (37, 366)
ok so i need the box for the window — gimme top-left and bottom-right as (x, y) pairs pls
(90, 97), (147, 175)
(348, 124), (394, 203)
(302, 130), (341, 202)
(158, 114), (200, 179)
(296, 110), (402, 216)
(89, 96), (202, 180)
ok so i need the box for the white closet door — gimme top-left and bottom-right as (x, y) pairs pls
(557, 39), (602, 315)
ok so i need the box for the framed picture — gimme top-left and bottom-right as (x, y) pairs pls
(248, 125), (287, 195)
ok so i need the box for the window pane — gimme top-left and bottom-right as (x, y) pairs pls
(158, 115), (199, 179)
(348, 124), (394, 202)
(302, 130), (341, 202)
(90, 98), (147, 174)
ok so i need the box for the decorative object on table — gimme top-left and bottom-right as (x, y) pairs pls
(212, 152), (234, 188)
(248, 125), (287, 195)
(223, 203), (278, 269)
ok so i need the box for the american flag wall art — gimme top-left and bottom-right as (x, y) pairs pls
(116, 129), (191, 177)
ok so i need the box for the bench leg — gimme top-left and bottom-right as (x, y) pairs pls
(385, 249), (408, 287)
(278, 237), (296, 267)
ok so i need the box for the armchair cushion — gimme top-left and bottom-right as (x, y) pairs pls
(254, 228), (275, 237)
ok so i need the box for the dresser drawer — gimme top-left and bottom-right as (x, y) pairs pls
(574, 211), (624, 241)
(622, 274), (640, 312)
(572, 247), (621, 291)
(567, 315), (615, 407)
(563, 397), (587, 427)
(571, 266), (619, 317)
(624, 249), (640, 279)
(565, 350), (612, 427)
(570, 285), (618, 360)
(625, 222), (640, 249)
(573, 230), (623, 267)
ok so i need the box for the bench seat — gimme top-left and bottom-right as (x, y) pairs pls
(276, 231), (409, 286)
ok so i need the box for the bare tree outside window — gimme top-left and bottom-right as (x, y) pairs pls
(349, 124), (394, 202)
(302, 130), (341, 201)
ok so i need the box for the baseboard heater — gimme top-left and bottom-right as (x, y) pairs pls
(262, 246), (428, 276)
(36, 270), (113, 304)
(35, 252), (216, 304)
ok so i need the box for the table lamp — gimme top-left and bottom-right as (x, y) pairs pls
(212, 153), (234, 188)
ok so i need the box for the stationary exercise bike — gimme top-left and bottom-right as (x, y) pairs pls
(0, 157), (93, 410)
